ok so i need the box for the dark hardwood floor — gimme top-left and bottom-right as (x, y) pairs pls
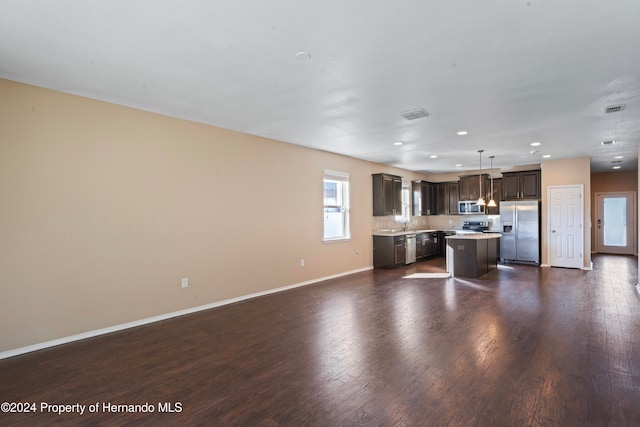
(1, 255), (639, 426)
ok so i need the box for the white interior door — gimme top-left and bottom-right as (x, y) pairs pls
(548, 186), (583, 268)
(595, 192), (635, 255)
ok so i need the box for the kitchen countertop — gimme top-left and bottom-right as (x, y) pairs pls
(372, 229), (438, 236)
(445, 233), (501, 240)
(372, 229), (496, 237)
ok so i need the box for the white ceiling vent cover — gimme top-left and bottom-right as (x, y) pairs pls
(605, 104), (625, 114)
(401, 108), (431, 120)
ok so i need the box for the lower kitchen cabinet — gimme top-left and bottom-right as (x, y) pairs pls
(416, 233), (433, 260)
(374, 232), (443, 269)
(431, 232), (441, 256)
(373, 235), (406, 268)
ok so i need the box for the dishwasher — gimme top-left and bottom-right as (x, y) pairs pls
(405, 234), (416, 264)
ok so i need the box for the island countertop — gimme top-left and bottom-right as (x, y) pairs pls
(445, 233), (501, 240)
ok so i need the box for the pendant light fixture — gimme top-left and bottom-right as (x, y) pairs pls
(476, 150), (486, 206)
(487, 155), (497, 207)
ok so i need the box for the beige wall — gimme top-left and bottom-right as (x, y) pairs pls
(0, 79), (435, 353)
(540, 157), (592, 268)
(590, 171), (638, 253)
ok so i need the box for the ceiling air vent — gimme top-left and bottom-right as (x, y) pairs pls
(401, 108), (431, 120)
(605, 104), (625, 114)
(601, 140), (615, 145)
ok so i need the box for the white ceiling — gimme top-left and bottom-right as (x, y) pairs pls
(1, 0), (639, 173)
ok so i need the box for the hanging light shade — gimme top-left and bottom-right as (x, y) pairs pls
(487, 155), (497, 207)
(476, 150), (486, 206)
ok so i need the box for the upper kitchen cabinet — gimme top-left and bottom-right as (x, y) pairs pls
(459, 174), (489, 201)
(412, 180), (435, 216)
(447, 182), (459, 215)
(502, 170), (541, 200)
(373, 173), (403, 216)
(436, 182), (459, 215)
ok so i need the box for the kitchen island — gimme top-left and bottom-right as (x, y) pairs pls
(445, 233), (501, 279)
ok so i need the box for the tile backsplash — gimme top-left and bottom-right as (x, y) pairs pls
(371, 214), (501, 231)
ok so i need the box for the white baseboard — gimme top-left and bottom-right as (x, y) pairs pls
(540, 262), (593, 270)
(0, 266), (373, 360)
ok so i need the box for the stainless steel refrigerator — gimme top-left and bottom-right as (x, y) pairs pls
(500, 200), (540, 265)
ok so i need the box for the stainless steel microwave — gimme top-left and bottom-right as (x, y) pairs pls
(459, 200), (485, 215)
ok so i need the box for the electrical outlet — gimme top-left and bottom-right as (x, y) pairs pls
(354, 250), (359, 256)
(181, 278), (189, 288)
(300, 259), (305, 267)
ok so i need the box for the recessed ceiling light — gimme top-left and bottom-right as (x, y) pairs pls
(542, 154), (551, 158)
(430, 155), (438, 159)
(457, 131), (468, 136)
(602, 140), (615, 145)
(530, 141), (541, 147)
(613, 166), (621, 169)
(455, 164), (462, 167)
(393, 141), (403, 146)
(615, 155), (624, 159)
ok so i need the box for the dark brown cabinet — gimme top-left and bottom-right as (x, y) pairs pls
(431, 232), (441, 256)
(436, 183), (446, 215)
(415, 232), (441, 261)
(447, 182), (459, 215)
(521, 170), (541, 199)
(375, 231), (444, 268)
(436, 182), (459, 215)
(416, 233), (431, 259)
(373, 173), (403, 216)
(373, 235), (406, 268)
(459, 174), (489, 201)
(501, 170), (541, 200)
(412, 180), (435, 216)
(394, 237), (406, 265)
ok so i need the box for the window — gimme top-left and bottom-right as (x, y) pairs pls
(395, 182), (410, 223)
(323, 170), (350, 242)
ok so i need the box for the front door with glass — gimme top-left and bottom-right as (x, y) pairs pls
(595, 192), (635, 255)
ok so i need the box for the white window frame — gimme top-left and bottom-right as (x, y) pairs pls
(395, 182), (411, 224)
(323, 170), (350, 243)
